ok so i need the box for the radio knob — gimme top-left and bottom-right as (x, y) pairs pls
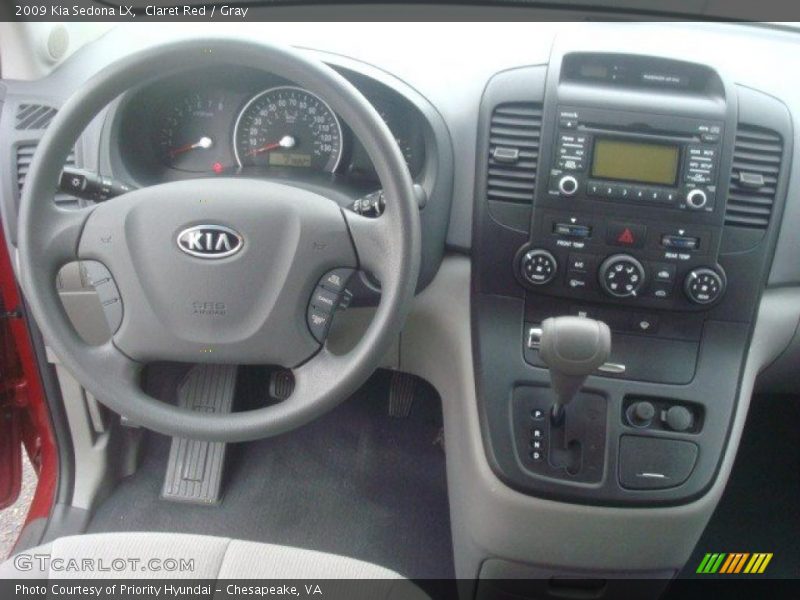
(685, 188), (708, 210)
(684, 267), (726, 305)
(520, 249), (558, 286)
(558, 175), (579, 197)
(599, 254), (646, 298)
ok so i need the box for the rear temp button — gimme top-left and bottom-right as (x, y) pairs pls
(684, 268), (725, 305)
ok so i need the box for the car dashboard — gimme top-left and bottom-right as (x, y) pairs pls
(1, 19), (800, 587)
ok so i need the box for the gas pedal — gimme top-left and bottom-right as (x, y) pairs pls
(161, 364), (237, 505)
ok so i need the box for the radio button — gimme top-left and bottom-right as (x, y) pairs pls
(606, 222), (646, 248)
(558, 158), (584, 171)
(601, 184), (616, 198)
(558, 175), (579, 196)
(588, 182), (602, 196)
(559, 118), (577, 129)
(617, 186), (632, 200)
(685, 188), (708, 210)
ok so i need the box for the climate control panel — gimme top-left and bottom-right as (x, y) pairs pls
(518, 245), (725, 308)
(515, 208), (727, 310)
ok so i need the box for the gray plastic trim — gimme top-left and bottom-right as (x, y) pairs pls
(400, 255), (800, 578)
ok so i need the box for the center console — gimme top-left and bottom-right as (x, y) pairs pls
(520, 104), (726, 310)
(472, 53), (790, 505)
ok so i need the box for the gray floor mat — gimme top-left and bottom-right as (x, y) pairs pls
(88, 371), (454, 580)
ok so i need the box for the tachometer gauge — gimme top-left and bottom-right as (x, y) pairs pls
(156, 92), (228, 172)
(234, 86), (343, 172)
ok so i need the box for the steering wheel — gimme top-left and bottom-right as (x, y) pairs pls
(17, 39), (420, 442)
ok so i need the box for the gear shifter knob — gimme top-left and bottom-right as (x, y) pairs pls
(539, 316), (611, 423)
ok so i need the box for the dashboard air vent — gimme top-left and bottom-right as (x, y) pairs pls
(16, 143), (78, 208)
(725, 125), (783, 229)
(486, 102), (543, 204)
(15, 104), (58, 130)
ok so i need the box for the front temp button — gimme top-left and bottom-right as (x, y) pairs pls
(520, 249), (558, 286)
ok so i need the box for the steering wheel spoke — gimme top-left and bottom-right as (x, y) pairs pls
(344, 212), (395, 285)
(34, 206), (92, 274)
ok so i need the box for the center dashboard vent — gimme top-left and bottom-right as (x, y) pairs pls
(486, 102), (543, 205)
(16, 143), (78, 209)
(725, 124), (783, 230)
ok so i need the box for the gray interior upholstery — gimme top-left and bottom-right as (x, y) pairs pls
(0, 532), (428, 598)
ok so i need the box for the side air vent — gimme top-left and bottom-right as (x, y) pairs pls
(16, 143), (79, 208)
(15, 104), (58, 130)
(487, 102), (543, 204)
(725, 125), (783, 229)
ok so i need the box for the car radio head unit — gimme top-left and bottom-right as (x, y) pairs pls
(548, 105), (723, 212)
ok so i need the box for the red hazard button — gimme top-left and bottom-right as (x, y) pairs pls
(606, 222), (646, 248)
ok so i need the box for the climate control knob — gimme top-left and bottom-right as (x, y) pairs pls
(558, 175), (579, 197)
(520, 249), (558, 286)
(599, 254), (646, 298)
(685, 188), (708, 210)
(684, 267), (725, 305)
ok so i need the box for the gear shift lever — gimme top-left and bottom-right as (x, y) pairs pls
(538, 316), (611, 425)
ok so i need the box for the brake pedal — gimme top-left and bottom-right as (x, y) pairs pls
(388, 371), (417, 418)
(162, 364), (237, 505)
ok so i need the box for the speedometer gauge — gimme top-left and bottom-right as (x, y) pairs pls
(234, 86), (343, 172)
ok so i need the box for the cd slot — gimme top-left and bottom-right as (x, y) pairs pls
(578, 125), (697, 144)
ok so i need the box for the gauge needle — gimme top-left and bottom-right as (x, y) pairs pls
(170, 136), (213, 157)
(247, 135), (296, 156)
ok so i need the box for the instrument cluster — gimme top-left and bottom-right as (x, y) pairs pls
(114, 66), (426, 186)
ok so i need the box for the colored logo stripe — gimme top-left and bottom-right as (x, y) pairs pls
(697, 553), (726, 573)
(719, 553), (749, 573)
(744, 553), (773, 574)
(697, 552), (773, 574)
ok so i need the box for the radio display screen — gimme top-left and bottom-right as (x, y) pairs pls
(591, 138), (680, 186)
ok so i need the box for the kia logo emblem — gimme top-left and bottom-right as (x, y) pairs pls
(176, 225), (243, 259)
